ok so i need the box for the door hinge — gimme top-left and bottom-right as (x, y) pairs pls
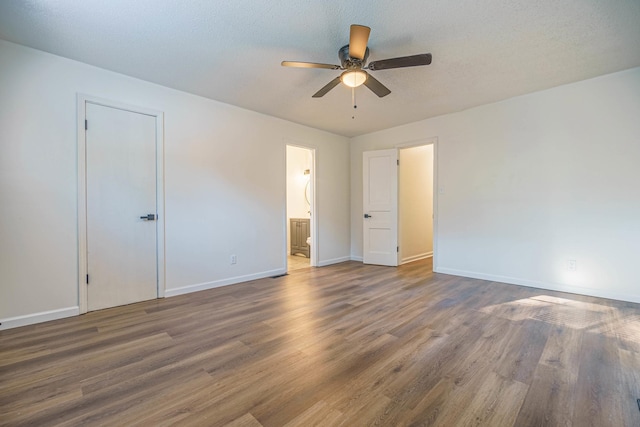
(85, 119), (88, 130)
(397, 246), (399, 253)
(86, 274), (89, 284)
(397, 159), (399, 166)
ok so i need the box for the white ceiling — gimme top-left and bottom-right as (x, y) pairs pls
(1, 1), (639, 137)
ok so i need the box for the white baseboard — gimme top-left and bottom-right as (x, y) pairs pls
(434, 267), (640, 304)
(0, 306), (80, 330)
(350, 255), (363, 262)
(165, 268), (286, 297)
(316, 256), (353, 267)
(401, 252), (433, 264)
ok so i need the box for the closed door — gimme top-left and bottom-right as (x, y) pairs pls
(86, 103), (158, 311)
(363, 149), (398, 266)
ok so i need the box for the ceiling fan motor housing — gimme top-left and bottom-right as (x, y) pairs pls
(339, 45), (369, 69)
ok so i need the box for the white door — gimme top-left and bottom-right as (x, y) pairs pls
(363, 149), (398, 266)
(86, 103), (158, 311)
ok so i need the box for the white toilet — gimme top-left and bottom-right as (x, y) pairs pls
(306, 237), (311, 246)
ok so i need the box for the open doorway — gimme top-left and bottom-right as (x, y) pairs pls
(362, 141), (436, 268)
(398, 143), (434, 266)
(286, 145), (315, 271)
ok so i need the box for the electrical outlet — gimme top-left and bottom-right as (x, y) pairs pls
(567, 259), (577, 271)
(230, 254), (237, 265)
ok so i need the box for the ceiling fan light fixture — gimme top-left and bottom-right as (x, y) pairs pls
(282, 24), (431, 98)
(340, 70), (367, 88)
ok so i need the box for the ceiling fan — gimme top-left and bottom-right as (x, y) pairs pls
(282, 24), (432, 98)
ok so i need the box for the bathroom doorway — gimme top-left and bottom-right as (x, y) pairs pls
(286, 145), (315, 271)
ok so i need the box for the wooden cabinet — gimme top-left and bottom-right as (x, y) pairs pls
(290, 218), (310, 258)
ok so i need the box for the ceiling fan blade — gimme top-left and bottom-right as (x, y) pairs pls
(349, 25), (371, 60)
(312, 76), (342, 98)
(281, 61), (341, 70)
(363, 72), (391, 97)
(367, 53), (432, 71)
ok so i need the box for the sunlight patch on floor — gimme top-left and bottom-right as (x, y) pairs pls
(480, 295), (640, 344)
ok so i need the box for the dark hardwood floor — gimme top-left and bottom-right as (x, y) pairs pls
(2, 259), (640, 426)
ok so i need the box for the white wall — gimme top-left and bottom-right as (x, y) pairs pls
(286, 145), (311, 254)
(351, 67), (640, 303)
(3, 39), (639, 329)
(0, 40), (350, 328)
(399, 145), (433, 263)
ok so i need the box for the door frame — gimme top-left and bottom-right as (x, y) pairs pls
(395, 137), (439, 269)
(77, 94), (166, 314)
(284, 142), (317, 269)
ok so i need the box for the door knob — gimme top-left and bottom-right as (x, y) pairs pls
(364, 213), (372, 219)
(140, 214), (156, 221)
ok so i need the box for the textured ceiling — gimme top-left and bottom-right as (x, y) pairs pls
(1, 0), (639, 137)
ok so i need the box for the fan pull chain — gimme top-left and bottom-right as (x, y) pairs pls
(352, 87), (357, 119)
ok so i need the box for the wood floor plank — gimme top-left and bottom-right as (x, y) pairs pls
(538, 324), (583, 377)
(2, 259), (640, 426)
(514, 363), (576, 426)
(446, 371), (528, 427)
(324, 326), (440, 415)
(0, 333), (176, 407)
(250, 333), (400, 426)
(573, 332), (627, 427)
(282, 401), (342, 427)
(617, 348), (640, 425)
(402, 377), (457, 426)
(493, 318), (551, 384)
(224, 413), (264, 427)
